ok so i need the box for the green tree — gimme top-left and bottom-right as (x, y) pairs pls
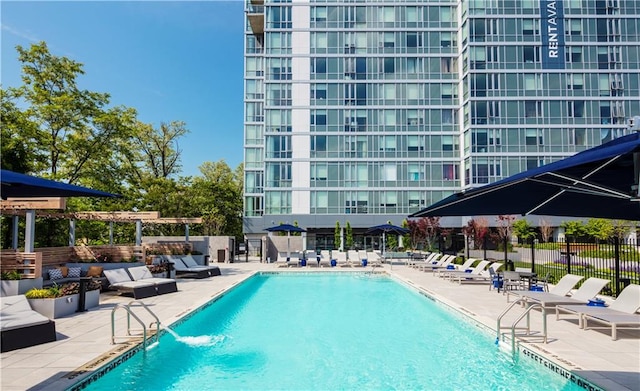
(585, 218), (613, 242)
(12, 42), (134, 184)
(189, 160), (243, 239)
(385, 220), (398, 251)
(0, 88), (39, 172)
(345, 221), (353, 250)
(334, 221), (341, 250)
(560, 221), (587, 240)
(131, 121), (188, 179)
(513, 219), (536, 242)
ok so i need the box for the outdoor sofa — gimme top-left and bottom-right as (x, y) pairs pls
(1, 295), (57, 352)
(165, 255), (221, 278)
(103, 267), (177, 299)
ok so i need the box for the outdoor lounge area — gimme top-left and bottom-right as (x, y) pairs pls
(0, 261), (638, 391)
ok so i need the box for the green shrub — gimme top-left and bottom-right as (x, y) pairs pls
(0, 270), (22, 280)
(25, 288), (57, 299)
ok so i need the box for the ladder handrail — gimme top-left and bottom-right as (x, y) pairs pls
(111, 300), (162, 348)
(496, 298), (531, 341)
(111, 304), (148, 347)
(128, 300), (161, 336)
(510, 303), (545, 353)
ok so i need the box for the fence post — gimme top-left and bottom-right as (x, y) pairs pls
(483, 235), (487, 261)
(530, 237), (536, 274)
(565, 238), (572, 275)
(614, 236), (621, 296)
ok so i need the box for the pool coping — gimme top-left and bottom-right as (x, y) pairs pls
(65, 270), (607, 391)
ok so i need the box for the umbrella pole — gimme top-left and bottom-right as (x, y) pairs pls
(287, 232), (291, 258)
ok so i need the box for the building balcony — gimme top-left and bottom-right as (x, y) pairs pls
(246, 1), (264, 36)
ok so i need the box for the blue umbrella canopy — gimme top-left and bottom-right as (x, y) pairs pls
(265, 223), (306, 233)
(365, 224), (409, 254)
(365, 223), (410, 236)
(1, 170), (120, 199)
(266, 223), (306, 257)
(410, 132), (640, 220)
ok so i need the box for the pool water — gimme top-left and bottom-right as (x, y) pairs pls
(83, 273), (585, 390)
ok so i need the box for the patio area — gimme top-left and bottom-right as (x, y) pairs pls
(1, 261), (638, 391)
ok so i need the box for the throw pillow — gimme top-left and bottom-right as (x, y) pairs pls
(48, 268), (63, 280)
(58, 266), (69, 277)
(68, 267), (82, 278)
(86, 266), (104, 277)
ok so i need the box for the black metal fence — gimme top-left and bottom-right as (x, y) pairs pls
(512, 237), (639, 297)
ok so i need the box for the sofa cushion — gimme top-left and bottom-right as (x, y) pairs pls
(58, 266), (69, 277)
(181, 255), (199, 268)
(48, 268), (64, 280)
(103, 268), (133, 284)
(128, 266), (154, 281)
(86, 266), (104, 277)
(0, 295), (51, 331)
(68, 267), (82, 278)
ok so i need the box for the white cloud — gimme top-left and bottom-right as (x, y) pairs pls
(1, 24), (40, 43)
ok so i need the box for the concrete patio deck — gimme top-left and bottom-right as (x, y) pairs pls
(1, 261), (638, 391)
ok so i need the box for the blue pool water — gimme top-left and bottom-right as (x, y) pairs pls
(83, 273), (586, 390)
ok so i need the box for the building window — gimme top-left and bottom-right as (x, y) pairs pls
(568, 101), (585, 118)
(523, 46), (539, 63)
(525, 101), (541, 118)
(525, 129), (543, 145)
(443, 164), (458, 180)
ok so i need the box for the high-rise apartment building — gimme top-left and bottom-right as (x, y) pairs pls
(243, 0), (640, 249)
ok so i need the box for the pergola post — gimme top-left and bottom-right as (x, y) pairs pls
(135, 219), (142, 246)
(12, 215), (19, 249)
(69, 219), (76, 246)
(25, 209), (36, 253)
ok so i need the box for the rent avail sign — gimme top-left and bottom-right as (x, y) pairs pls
(540, 0), (565, 69)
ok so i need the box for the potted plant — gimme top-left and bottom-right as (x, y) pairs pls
(25, 281), (101, 319)
(1, 270), (43, 296)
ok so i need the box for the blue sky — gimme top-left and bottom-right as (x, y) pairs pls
(1, 1), (245, 177)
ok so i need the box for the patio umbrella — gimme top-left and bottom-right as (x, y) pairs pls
(410, 132), (640, 220)
(265, 223), (306, 257)
(365, 224), (410, 254)
(1, 169), (120, 199)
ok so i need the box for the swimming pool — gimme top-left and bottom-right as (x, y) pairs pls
(79, 272), (589, 390)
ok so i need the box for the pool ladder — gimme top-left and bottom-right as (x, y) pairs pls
(111, 300), (161, 348)
(496, 298), (547, 354)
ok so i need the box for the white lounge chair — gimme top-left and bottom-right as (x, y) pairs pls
(506, 273), (584, 303)
(410, 252), (437, 268)
(435, 258), (478, 278)
(452, 262), (503, 285)
(425, 255), (456, 273)
(515, 277), (611, 317)
(333, 251), (348, 267)
(555, 284), (640, 340)
(365, 251), (383, 267)
(417, 253), (447, 272)
(446, 260), (491, 283)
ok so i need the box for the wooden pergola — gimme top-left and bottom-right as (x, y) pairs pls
(1, 197), (202, 250)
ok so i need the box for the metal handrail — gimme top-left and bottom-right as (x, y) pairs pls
(128, 300), (161, 335)
(496, 298), (547, 354)
(509, 303), (546, 354)
(111, 301), (161, 348)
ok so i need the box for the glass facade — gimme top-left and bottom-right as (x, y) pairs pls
(243, 0), (640, 235)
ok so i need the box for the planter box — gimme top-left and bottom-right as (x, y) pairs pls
(28, 289), (100, 319)
(1, 278), (43, 297)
